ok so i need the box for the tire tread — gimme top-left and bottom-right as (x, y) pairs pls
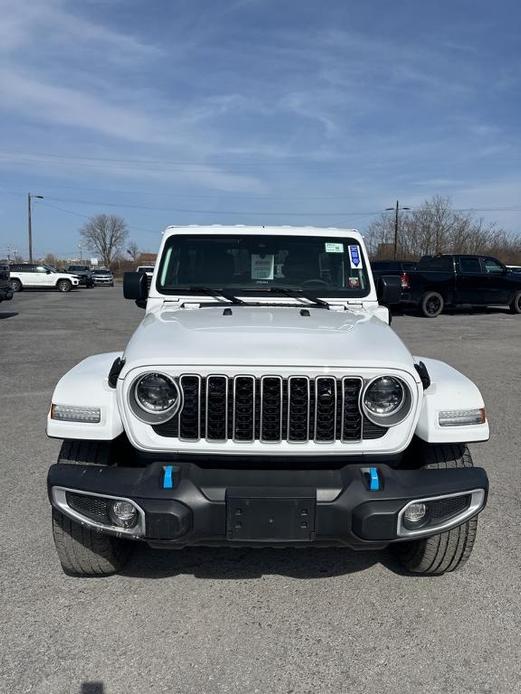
(51, 440), (132, 576)
(393, 443), (479, 575)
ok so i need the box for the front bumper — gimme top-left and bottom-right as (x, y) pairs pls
(47, 461), (488, 549)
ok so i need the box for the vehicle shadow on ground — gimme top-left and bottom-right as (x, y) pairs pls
(0, 311), (17, 319)
(122, 545), (403, 579)
(394, 306), (512, 318)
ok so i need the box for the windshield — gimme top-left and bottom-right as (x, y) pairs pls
(157, 234), (370, 297)
(94, 269), (111, 275)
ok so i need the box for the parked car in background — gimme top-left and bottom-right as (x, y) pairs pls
(67, 265), (95, 288)
(9, 264), (80, 293)
(371, 260), (417, 291)
(0, 259), (13, 303)
(91, 268), (114, 286)
(401, 254), (521, 317)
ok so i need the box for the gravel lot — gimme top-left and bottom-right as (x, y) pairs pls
(1, 288), (520, 694)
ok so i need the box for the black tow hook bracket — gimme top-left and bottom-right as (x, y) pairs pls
(414, 361), (431, 390)
(108, 357), (126, 388)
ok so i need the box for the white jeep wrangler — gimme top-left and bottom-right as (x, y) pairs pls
(47, 226), (489, 577)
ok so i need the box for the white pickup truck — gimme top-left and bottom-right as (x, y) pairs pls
(10, 264), (80, 292)
(46, 225), (489, 577)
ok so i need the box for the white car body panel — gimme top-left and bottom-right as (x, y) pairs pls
(414, 357), (489, 443)
(122, 305), (410, 371)
(47, 225), (489, 452)
(47, 352), (124, 440)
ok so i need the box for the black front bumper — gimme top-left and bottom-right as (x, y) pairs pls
(47, 460), (488, 549)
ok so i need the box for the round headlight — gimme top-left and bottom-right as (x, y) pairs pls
(135, 373), (178, 413)
(363, 376), (404, 416)
(362, 376), (411, 427)
(130, 373), (181, 424)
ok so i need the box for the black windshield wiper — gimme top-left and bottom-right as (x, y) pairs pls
(183, 287), (247, 305)
(262, 287), (330, 309)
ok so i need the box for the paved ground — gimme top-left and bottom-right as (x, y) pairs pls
(1, 288), (520, 694)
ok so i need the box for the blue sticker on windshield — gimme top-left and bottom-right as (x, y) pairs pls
(348, 245), (363, 270)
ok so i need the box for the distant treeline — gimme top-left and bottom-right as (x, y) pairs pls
(366, 196), (521, 264)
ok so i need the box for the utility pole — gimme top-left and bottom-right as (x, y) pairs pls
(27, 193), (44, 262)
(386, 200), (410, 259)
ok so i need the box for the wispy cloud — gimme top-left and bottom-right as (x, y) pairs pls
(0, 0), (520, 253)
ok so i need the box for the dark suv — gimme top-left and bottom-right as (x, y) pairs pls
(0, 259), (13, 303)
(66, 265), (95, 288)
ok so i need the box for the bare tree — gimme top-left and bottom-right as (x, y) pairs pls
(126, 241), (140, 262)
(80, 214), (128, 268)
(366, 196), (521, 263)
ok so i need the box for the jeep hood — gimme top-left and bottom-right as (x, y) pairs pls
(122, 306), (415, 372)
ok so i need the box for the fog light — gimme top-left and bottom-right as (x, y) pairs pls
(109, 500), (138, 528)
(403, 502), (427, 528)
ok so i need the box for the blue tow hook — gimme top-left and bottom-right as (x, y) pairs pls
(162, 465), (174, 489)
(368, 467), (380, 491)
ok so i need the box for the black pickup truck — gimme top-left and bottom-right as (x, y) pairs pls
(400, 254), (521, 317)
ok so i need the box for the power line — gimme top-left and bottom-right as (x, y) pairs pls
(0, 149), (349, 170)
(38, 200), (159, 235)
(39, 195), (384, 217)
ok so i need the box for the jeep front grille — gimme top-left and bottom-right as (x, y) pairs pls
(153, 375), (387, 443)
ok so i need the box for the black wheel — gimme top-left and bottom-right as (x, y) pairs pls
(51, 441), (133, 576)
(392, 444), (479, 575)
(420, 291), (444, 317)
(10, 278), (22, 292)
(57, 279), (72, 293)
(510, 290), (521, 314)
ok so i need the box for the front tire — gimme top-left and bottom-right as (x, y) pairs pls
(420, 291), (444, 317)
(10, 278), (22, 292)
(51, 441), (133, 576)
(392, 444), (479, 575)
(57, 279), (72, 293)
(510, 290), (521, 314)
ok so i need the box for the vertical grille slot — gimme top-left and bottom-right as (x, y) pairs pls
(233, 376), (255, 441)
(288, 377), (310, 442)
(178, 375), (201, 440)
(314, 377), (337, 442)
(206, 375), (228, 440)
(341, 377), (363, 441)
(260, 376), (283, 442)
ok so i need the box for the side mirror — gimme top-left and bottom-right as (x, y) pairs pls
(377, 275), (402, 306)
(46, 269), (51, 274)
(124, 271), (148, 309)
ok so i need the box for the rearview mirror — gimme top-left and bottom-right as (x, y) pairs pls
(124, 271), (149, 309)
(377, 275), (402, 306)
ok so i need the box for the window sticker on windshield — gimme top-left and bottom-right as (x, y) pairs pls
(325, 242), (344, 253)
(348, 244), (363, 269)
(251, 254), (275, 280)
(348, 276), (360, 288)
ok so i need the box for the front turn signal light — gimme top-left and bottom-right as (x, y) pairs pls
(438, 408), (486, 427)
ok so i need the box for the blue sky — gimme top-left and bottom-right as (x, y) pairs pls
(0, 0), (520, 258)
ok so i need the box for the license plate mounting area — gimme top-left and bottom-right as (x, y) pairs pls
(226, 487), (316, 542)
